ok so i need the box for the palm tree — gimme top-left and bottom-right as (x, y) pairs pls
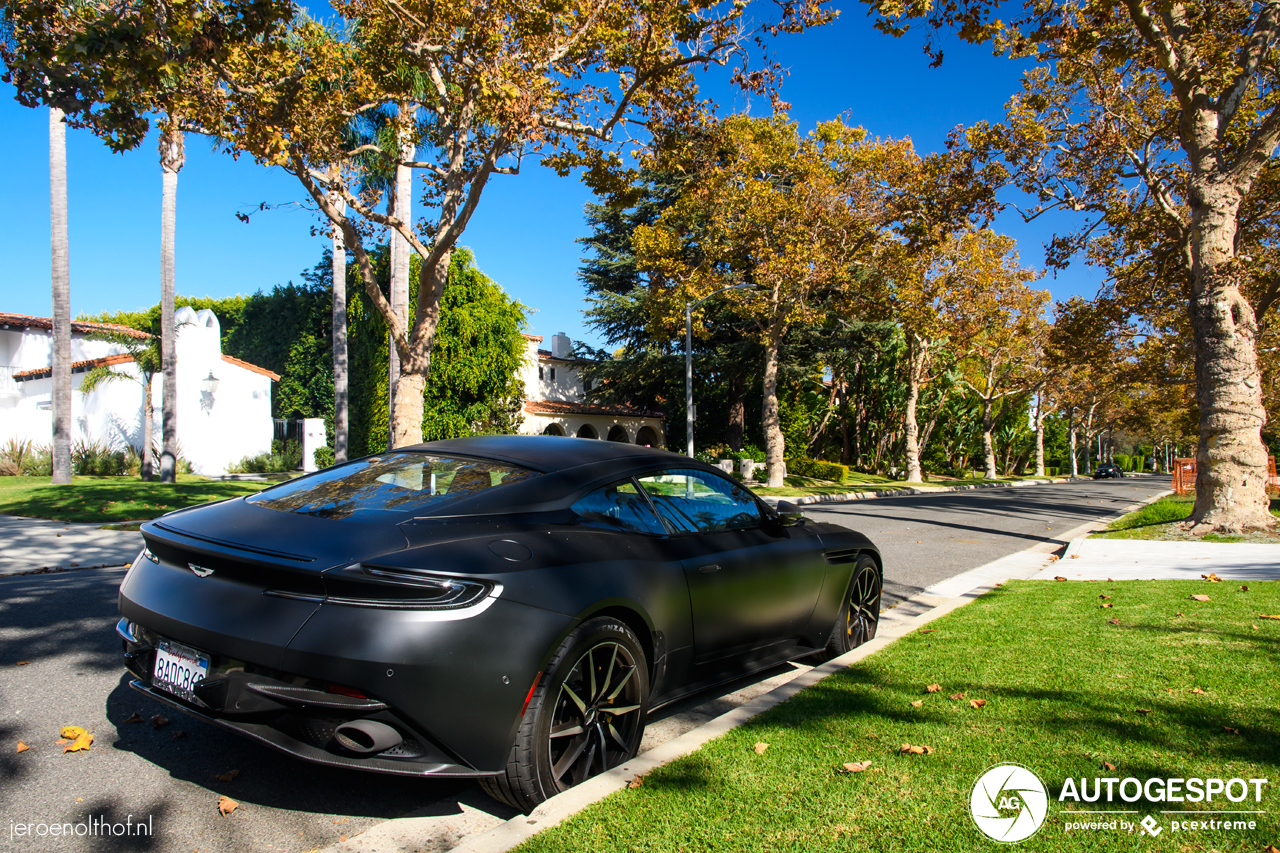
(329, 180), (350, 463)
(158, 121), (183, 482)
(49, 105), (72, 485)
(79, 331), (161, 480)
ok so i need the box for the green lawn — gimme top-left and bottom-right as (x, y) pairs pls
(0, 475), (275, 523)
(1093, 493), (1280, 542)
(752, 473), (1034, 498)
(517, 580), (1280, 853)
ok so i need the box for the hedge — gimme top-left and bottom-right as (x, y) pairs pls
(784, 457), (849, 484)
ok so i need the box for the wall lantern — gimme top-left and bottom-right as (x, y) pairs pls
(200, 370), (220, 412)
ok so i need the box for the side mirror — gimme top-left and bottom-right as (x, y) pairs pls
(775, 500), (805, 525)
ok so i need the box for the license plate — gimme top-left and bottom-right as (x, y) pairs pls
(153, 640), (210, 702)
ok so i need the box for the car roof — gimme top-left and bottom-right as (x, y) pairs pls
(406, 435), (688, 474)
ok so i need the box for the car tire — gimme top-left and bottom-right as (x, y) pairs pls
(480, 616), (649, 814)
(812, 555), (881, 662)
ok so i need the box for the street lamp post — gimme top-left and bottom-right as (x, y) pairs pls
(685, 284), (752, 458)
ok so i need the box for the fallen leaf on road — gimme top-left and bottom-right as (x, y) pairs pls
(1054, 576), (1067, 582)
(1047, 555), (1059, 562)
(1223, 726), (1239, 735)
(172, 731), (186, 739)
(1100, 603), (1113, 609)
(1191, 688), (1206, 695)
(926, 683), (942, 693)
(841, 761), (872, 773)
(16, 742), (29, 753)
(910, 700), (924, 707)
(1135, 708), (1151, 716)
(1071, 554), (1081, 559)
(754, 742), (769, 755)
(949, 692), (966, 700)
(123, 713), (143, 724)
(151, 715), (169, 729)
(55, 739), (67, 745)
(900, 743), (934, 755)
(627, 775), (643, 789)
(1201, 573), (1222, 583)
(1259, 614), (1280, 620)
(62, 727), (93, 752)
(1102, 761), (1115, 771)
(970, 699), (987, 709)
(15, 661), (30, 666)
(217, 796), (238, 816)
(215, 770), (240, 783)
(1190, 594), (1211, 602)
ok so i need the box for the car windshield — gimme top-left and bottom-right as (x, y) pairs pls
(247, 452), (538, 521)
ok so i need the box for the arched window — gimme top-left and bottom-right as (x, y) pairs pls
(606, 425), (630, 443)
(576, 423), (599, 440)
(543, 423), (566, 436)
(636, 426), (659, 447)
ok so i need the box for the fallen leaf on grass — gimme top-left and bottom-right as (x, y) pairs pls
(1108, 618), (1121, 625)
(918, 629), (935, 635)
(215, 770), (240, 783)
(949, 692), (966, 700)
(1054, 576), (1067, 582)
(1201, 573), (1222, 583)
(900, 743), (934, 755)
(1223, 726), (1240, 735)
(1259, 614), (1280, 620)
(1191, 687), (1206, 695)
(217, 796), (238, 816)
(1253, 624), (1259, 630)
(123, 713), (143, 724)
(1190, 594), (1211, 602)
(1262, 846), (1278, 853)
(910, 700), (924, 707)
(969, 699), (987, 709)
(626, 775), (643, 789)
(753, 742), (769, 755)
(151, 715), (169, 729)
(1099, 594), (1111, 600)
(1135, 708), (1151, 716)
(1100, 603), (1113, 609)
(1240, 585), (1249, 592)
(16, 742), (29, 753)
(840, 761), (872, 773)
(926, 683), (942, 693)
(1102, 762), (1116, 771)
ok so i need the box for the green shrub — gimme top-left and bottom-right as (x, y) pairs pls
(229, 440), (303, 474)
(71, 438), (127, 476)
(21, 445), (52, 477)
(784, 457), (849, 484)
(313, 446), (335, 469)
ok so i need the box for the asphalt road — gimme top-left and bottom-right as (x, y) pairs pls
(0, 476), (1167, 853)
(805, 476), (1170, 603)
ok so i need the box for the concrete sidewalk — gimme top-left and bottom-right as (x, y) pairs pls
(0, 515), (141, 575)
(1031, 537), (1280, 581)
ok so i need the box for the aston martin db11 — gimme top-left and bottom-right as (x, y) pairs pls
(117, 436), (883, 812)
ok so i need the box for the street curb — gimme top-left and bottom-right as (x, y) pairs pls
(759, 476), (1081, 507)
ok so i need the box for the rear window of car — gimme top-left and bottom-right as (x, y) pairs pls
(247, 452), (537, 521)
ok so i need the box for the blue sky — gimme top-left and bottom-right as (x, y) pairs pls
(0, 5), (1099, 349)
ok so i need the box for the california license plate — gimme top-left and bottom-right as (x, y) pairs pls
(153, 640), (210, 702)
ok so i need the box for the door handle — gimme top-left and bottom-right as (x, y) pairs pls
(699, 563), (722, 573)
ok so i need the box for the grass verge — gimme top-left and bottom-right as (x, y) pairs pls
(1093, 494), (1280, 542)
(752, 474), (1034, 498)
(517, 580), (1280, 853)
(0, 475), (274, 522)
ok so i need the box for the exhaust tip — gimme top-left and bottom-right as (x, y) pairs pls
(333, 719), (403, 754)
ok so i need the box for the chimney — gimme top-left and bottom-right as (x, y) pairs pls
(551, 332), (572, 359)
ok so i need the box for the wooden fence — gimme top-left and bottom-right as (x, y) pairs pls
(1172, 456), (1279, 496)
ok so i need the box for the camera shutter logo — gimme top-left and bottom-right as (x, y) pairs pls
(970, 764), (1050, 843)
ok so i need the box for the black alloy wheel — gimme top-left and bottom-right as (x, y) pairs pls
(815, 555), (882, 661)
(481, 616), (649, 813)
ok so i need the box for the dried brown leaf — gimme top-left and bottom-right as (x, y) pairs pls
(172, 730), (186, 739)
(1191, 687), (1206, 695)
(1259, 614), (1280, 620)
(1071, 554), (1081, 559)
(1102, 761), (1115, 771)
(840, 761), (872, 773)
(900, 743), (933, 755)
(1099, 594), (1111, 600)
(1190, 594), (1211, 602)
(626, 774), (643, 789)
(753, 742), (769, 755)
(16, 741), (29, 753)
(64, 731), (93, 752)
(949, 692), (966, 700)
(151, 715), (169, 729)
(910, 700), (924, 707)
(217, 796), (238, 816)
(1240, 585), (1249, 592)
(926, 683), (942, 693)
(1100, 603), (1113, 609)
(969, 699), (987, 709)
(1054, 576), (1067, 582)
(1108, 617), (1121, 625)
(15, 661), (30, 666)
(918, 629), (935, 635)
(1201, 573), (1222, 583)
(1223, 726), (1240, 735)
(123, 713), (143, 724)
(1135, 708), (1151, 716)
(215, 769), (240, 783)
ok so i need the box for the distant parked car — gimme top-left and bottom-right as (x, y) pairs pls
(1092, 463), (1124, 479)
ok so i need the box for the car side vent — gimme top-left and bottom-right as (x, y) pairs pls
(824, 548), (861, 564)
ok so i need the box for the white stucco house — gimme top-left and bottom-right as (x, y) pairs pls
(516, 332), (665, 446)
(1, 308), (278, 475)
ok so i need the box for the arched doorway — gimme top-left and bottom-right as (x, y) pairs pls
(576, 423), (599, 440)
(606, 425), (629, 443)
(543, 423), (566, 436)
(636, 425), (659, 447)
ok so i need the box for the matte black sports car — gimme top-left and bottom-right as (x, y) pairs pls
(117, 436), (883, 812)
(1092, 463), (1125, 479)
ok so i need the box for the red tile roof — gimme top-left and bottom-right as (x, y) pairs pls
(14, 352), (279, 382)
(0, 312), (152, 340)
(524, 400), (664, 419)
(221, 354), (281, 381)
(522, 333), (543, 342)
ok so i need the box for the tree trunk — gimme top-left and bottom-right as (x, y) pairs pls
(980, 398), (997, 479)
(1068, 408), (1078, 477)
(727, 373), (745, 451)
(762, 327), (786, 489)
(387, 124), (413, 448)
(836, 377), (850, 466)
(389, 248), (451, 448)
(903, 336), (927, 483)
(159, 126), (184, 482)
(1187, 179), (1273, 532)
(331, 194), (349, 463)
(141, 375), (155, 481)
(49, 106), (72, 485)
(1034, 395), (1047, 477)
